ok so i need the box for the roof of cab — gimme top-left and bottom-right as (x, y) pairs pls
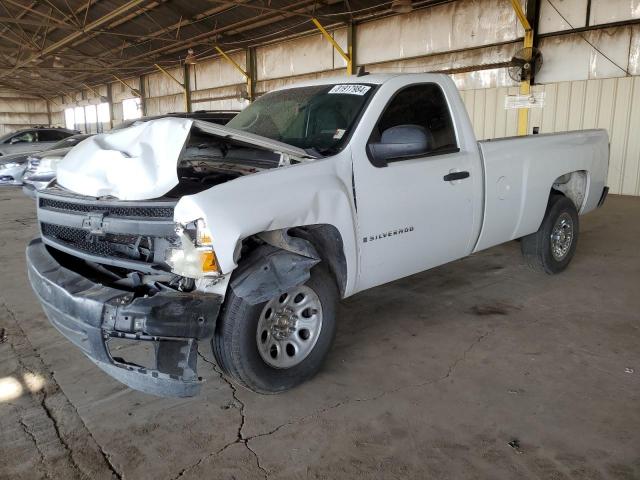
(270, 72), (451, 92)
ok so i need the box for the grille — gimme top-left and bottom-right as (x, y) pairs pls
(41, 223), (159, 262)
(39, 198), (174, 218)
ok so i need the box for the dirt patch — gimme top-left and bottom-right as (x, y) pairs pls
(469, 303), (521, 316)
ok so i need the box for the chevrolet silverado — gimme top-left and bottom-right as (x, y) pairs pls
(26, 73), (609, 396)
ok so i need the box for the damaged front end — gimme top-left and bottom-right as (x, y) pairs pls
(28, 189), (225, 397)
(26, 117), (319, 397)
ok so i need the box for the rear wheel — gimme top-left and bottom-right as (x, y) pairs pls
(213, 265), (338, 394)
(521, 194), (579, 274)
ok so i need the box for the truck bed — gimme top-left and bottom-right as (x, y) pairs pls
(473, 129), (609, 252)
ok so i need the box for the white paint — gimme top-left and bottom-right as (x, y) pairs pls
(58, 118), (192, 200)
(475, 129), (609, 251)
(171, 74), (608, 297)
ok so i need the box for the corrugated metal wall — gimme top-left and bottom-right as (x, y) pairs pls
(460, 76), (640, 195)
(0, 89), (51, 135)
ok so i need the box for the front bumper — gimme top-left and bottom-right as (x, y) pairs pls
(26, 239), (223, 397)
(0, 164), (26, 185)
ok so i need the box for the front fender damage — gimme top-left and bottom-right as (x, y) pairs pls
(230, 244), (319, 305)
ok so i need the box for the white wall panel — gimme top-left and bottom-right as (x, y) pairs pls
(589, 0), (640, 25)
(192, 52), (247, 91)
(539, 0), (588, 34)
(356, 0), (522, 65)
(462, 77), (640, 195)
(537, 26), (633, 83)
(630, 26), (640, 74)
(145, 93), (184, 116)
(0, 89), (50, 134)
(191, 84), (248, 111)
(256, 28), (347, 80)
(146, 68), (184, 97)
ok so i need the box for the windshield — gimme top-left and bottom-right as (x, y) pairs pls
(226, 84), (374, 153)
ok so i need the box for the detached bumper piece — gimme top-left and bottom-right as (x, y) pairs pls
(26, 239), (222, 397)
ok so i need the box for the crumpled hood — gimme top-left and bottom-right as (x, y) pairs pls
(56, 117), (311, 201)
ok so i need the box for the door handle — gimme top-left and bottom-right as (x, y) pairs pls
(443, 171), (470, 182)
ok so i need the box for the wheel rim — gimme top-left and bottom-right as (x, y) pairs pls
(550, 212), (574, 261)
(256, 285), (323, 369)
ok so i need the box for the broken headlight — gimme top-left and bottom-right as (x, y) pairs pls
(165, 219), (220, 278)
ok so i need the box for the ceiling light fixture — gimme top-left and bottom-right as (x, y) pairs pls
(185, 48), (197, 65)
(391, 0), (413, 14)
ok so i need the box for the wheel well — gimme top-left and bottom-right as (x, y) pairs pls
(236, 224), (347, 297)
(551, 170), (587, 212)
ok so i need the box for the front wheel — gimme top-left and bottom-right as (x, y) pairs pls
(521, 194), (579, 274)
(212, 265), (338, 394)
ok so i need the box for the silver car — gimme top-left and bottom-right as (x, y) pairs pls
(0, 151), (32, 185)
(22, 134), (92, 196)
(0, 127), (79, 157)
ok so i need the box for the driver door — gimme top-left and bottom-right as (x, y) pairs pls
(353, 83), (480, 291)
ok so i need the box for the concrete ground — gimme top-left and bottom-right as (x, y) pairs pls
(0, 187), (638, 480)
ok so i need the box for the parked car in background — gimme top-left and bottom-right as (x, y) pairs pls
(0, 133), (88, 186)
(0, 127), (79, 156)
(0, 150), (32, 185)
(22, 134), (92, 196)
(112, 110), (238, 130)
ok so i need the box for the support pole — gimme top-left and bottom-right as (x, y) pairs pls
(312, 17), (352, 75)
(46, 99), (52, 126)
(509, 0), (536, 136)
(246, 46), (256, 102)
(139, 75), (147, 116)
(183, 64), (192, 112)
(106, 83), (115, 129)
(347, 22), (355, 75)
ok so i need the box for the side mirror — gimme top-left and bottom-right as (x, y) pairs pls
(368, 124), (430, 167)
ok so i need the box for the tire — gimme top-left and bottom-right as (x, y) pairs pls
(212, 264), (338, 394)
(521, 194), (579, 274)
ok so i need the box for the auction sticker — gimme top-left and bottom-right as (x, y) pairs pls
(328, 84), (371, 95)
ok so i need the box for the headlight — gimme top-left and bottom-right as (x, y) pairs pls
(0, 162), (19, 170)
(165, 219), (220, 278)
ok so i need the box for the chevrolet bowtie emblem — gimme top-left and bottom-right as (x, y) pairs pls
(82, 211), (108, 235)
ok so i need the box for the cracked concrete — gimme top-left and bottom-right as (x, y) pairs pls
(0, 187), (639, 479)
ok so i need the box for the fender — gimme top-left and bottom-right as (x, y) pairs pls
(173, 149), (360, 297)
(230, 245), (319, 305)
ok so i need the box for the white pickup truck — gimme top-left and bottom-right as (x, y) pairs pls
(26, 73), (609, 396)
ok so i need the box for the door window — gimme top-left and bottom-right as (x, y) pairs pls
(38, 130), (70, 142)
(369, 84), (458, 160)
(10, 131), (36, 143)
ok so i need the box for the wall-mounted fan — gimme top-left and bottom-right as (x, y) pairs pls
(508, 47), (543, 82)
